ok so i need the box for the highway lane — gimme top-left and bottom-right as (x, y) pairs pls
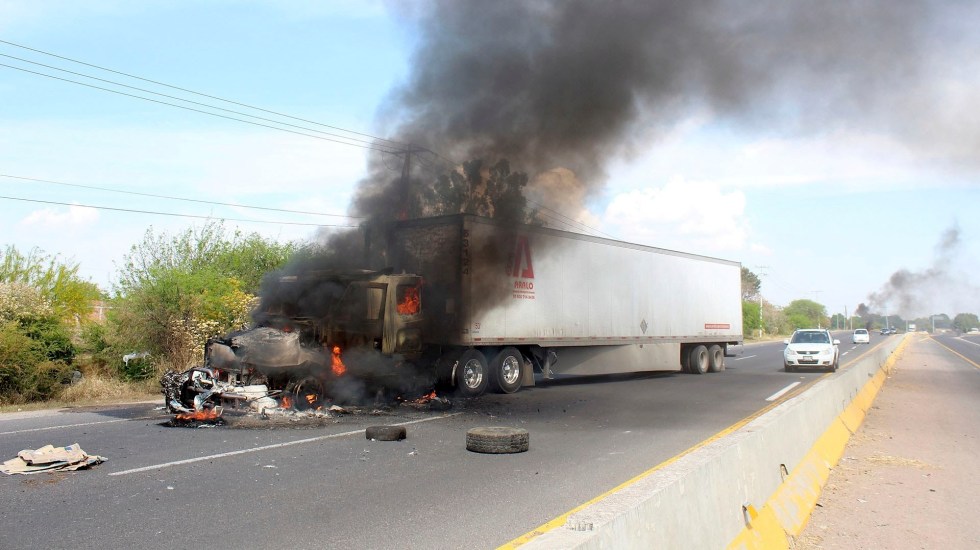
(0, 332), (894, 549)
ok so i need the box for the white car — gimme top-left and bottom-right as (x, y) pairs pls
(852, 329), (870, 344)
(784, 329), (840, 372)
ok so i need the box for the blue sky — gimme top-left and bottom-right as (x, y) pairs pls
(1, 1), (978, 321)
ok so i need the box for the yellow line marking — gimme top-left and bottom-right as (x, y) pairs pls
(500, 378), (814, 548)
(928, 337), (980, 370)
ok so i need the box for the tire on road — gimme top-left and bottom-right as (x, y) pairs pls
(490, 347), (523, 394)
(707, 344), (725, 373)
(687, 345), (709, 375)
(465, 427), (529, 454)
(366, 425), (407, 441)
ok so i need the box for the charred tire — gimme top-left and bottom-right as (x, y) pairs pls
(490, 347), (523, 394)
(466, 427), (529, 454)
(365, 425), (407, 441)
(687, 345), (709, 375)
(707, 344), (725, 373)
(455, 349), (490, 397)
(286, 376), (326, 411)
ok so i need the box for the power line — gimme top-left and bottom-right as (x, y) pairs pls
(0, 62), (402, 154)
(0, 174), (363, 220)
(1, 40), (614, 239)
(0, 38), (407, 149)
(0, 195), (359, 228)
(0, 52), (400, 152)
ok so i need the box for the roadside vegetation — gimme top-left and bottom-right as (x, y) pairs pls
(0, 223), (296, 410)
(3, 223), (977, 410)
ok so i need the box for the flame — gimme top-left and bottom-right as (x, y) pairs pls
(176, 408), (221, 421)
(397, 286), (421, 315)
(331, 345), (347, 376)
(305, 393), (318, 405)
(280, 395), (293, 409)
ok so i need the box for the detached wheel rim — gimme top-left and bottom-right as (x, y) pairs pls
(462, 358), (485, 390)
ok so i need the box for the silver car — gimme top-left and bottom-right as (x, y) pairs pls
(784, 329), (840, 372)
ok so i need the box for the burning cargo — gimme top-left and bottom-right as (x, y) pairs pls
(165, 214), (742, 414)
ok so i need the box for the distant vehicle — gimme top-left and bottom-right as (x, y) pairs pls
(852, 329), (870, 344)
(970, 328), (980, 334)
(908, 323), (917, 332)
(879, 327), (896, 335)
(783, 329), (840, 373)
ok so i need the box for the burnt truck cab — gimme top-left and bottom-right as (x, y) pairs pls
(325, 273), (424, 359)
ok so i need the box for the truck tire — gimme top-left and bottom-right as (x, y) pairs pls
(466, 427), (529, 454)
(707, 344), (725, 373)
(366, 425), (407, 441)
(688, 345), (709, 374)
(285, 376), (326, 410)
(455, 349), (490, 397)
(490, 347), (523, 394)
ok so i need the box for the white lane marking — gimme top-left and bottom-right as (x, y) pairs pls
(842, 351), (850, 356)
(0, 418), (132, 436)
(956, 337), (980, 347)
(765, 382), (801, 402)
(108, 413), (461, 476)
(734, 355), (757, 361)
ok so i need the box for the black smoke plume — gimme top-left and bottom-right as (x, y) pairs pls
(863, 225), (979, 318)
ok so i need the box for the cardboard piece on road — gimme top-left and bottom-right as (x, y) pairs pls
(2, 443), (107, 475)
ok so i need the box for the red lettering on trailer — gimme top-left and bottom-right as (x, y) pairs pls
(704, 323), (731, 330)
(512, 236), (534, 279)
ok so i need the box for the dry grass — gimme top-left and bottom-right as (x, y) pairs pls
(0, 373), (160, 413)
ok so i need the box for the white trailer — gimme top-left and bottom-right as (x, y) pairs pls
(370, 214), (743, 396)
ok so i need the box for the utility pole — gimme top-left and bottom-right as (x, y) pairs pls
(755, 265), (769, 339)
(396, 146), (429, 220)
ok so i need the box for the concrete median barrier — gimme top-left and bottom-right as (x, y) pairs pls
(516, 336), (908, 549)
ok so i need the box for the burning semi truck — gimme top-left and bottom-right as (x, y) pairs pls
(165, 214), (742, 414)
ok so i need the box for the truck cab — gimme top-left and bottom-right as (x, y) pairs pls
(326, 273), (424, 358)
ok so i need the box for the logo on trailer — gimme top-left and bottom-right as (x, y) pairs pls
(512, 236), (536, 300)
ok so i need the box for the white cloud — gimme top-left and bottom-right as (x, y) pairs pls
(22, 203), (98, 227)
(601, 179), (749, 256)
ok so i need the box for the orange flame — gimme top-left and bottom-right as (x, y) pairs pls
(397, 286), (421, 315)
(280, 395), (293, 409)
(176, 408), (221, 421)
(332, 345), (347, 376)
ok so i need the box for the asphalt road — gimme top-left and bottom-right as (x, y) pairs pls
(0, 331), (896, 550)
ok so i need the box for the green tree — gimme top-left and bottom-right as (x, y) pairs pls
(429, 158), (534, 223)
(0, 283), (75, 403)
(741, 267), (761, 301)
(0, 245), (101, 322)
(953, 313), (979, 332)
(783, 299), (828, 330)
(743, 300), (761, 336)
(112, 221), (294, 373)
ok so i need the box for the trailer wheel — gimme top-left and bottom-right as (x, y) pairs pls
(366, 425), (407, 441)
(466, 427), (529, 454)
(490, 347), (523, 394)
(688, 345), (709, 374)
(707, 345), (725, 372)
(455, 349), (490, 397)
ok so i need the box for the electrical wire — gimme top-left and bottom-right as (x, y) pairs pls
(0, 195), (359, 227)
(0, 62), (403, 154)
(0, 174), (362, 220)
(0, 52), (400, 152)
(0, 38), (408, 149)
(1, 40), (614, 239)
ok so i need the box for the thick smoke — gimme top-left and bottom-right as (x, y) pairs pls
(864, 225), (980, 318)
(347, 0), (945, 223)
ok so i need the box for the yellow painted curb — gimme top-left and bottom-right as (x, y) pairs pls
(727, 337), (909, 549)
